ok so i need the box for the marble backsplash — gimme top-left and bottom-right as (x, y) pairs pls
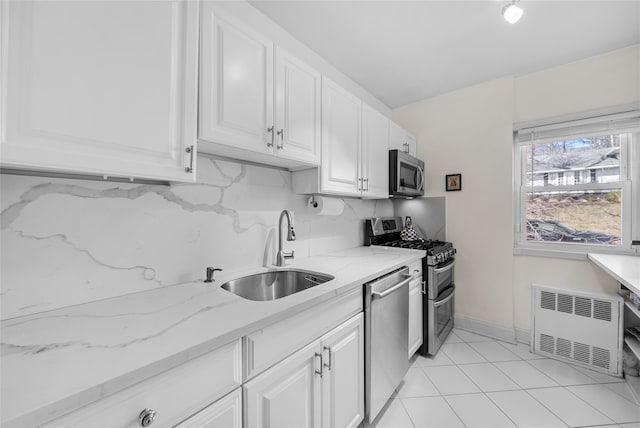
(1, 156), (393, 320)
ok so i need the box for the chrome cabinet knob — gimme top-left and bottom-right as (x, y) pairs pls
(138, 409), (157, 427)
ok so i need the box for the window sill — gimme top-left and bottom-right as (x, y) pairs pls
(514, 244), (639, 260)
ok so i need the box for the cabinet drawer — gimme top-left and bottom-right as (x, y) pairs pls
(244, 287), (362, 380)
(43, 339), (242, 428)
(175, 388), (242, 428)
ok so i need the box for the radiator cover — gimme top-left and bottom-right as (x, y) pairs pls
(531, 284), (623, 376)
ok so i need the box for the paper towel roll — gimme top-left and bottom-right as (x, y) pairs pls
(308, 196), (344, 216)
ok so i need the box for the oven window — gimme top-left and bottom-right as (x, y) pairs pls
(399, 162), (418, 189)
(434, 262), (454, 294)
(436, 295), (453, 336)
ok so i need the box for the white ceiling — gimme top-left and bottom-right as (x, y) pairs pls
(249, 1), (640, 109)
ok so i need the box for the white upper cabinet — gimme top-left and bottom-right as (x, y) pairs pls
(389, 121), (417, 157)
(200, 4), (273, 154)
(361, 104), (390, 199)
(293, 79), (389, 199)
(274, 47), (321, 165)
(1, 0), (199, 182)
(199, 5), (320, 168)
(319, 78), (362, 196)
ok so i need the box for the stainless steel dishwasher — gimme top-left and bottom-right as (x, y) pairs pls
(364, 266), (411, 424)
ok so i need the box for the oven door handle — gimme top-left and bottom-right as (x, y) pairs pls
(434, 286), (455, 307)
(433, 259), (455, 274)
(371, 276), (412, 299)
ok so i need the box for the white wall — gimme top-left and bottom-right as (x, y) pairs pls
(393, 45), (639, 337)
(393, 77), (516, 335)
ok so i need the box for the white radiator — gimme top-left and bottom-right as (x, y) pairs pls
(531, 284), (624, 376)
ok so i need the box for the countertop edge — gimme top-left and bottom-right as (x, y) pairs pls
(3, 248), (425, 427)
(588, 253), (640, 294)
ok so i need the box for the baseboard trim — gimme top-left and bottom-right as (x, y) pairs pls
(514, 328), (531, 345)
(454, 315), (517, 344)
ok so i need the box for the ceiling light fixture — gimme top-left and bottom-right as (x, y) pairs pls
(502, 0), (523, 24)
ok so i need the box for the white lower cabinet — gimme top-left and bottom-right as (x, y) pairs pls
(41, 339), (242, 428)
(244, 313), (364, 428)
(176, 388), (242, 428)
(320, 314), (365, 428)
(244, 339), (322, 428)
(408, 260), (424, 358)
(408, 278), (424, 358)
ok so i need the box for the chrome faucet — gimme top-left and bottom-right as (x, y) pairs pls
(276, 210), (296, 266)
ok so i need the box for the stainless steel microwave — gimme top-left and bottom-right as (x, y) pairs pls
(389, 150), (425, 198)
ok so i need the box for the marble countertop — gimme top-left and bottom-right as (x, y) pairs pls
(1, 246), (424, 427)
(588, 253), (640, 294)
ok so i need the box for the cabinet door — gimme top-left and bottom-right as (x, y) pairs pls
(408, 279), (424, 358)
(274, 48), (321, 165)
(200, 4), (274, 154)
(321, 313), (364, 428)
(245, 340), (322, 428)
(389, 122), (417, 157)
(320, 78), (361, 196)
(361, 104), (390, 199)
(1, 0), (198, 182)
(176, 389), (242, 428)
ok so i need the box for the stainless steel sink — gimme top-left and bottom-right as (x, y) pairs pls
(220, 269), (334, 301)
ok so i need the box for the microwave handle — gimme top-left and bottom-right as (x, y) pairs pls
(417, 166), (424, 191)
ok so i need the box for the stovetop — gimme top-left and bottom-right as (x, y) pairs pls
(369, 235), (446, 252)
(365, 217), (456, 265)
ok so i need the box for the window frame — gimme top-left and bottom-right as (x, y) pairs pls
(513, 109), (639, 259)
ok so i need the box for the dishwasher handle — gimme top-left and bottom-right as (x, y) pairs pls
(371, 274), (413, 299)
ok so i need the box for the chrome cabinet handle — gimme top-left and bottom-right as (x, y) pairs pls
(267, 126), (275, 147)
(138, 409), (157, 427)
(323, 346), (332, 370)
(371, 276), (412, 299)
(185, 145), (194, 173)
(315, 352), (323, 377)
(363, 178), (369, 192)
(276, 128), (284, 149)
(421, 280), (426, 294)
(358, 177), (363, 191)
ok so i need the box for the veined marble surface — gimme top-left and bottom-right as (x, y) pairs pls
(1, 155), (393, 319)
(1, 246), (424, 427)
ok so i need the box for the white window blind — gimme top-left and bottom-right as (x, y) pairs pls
(516, 111), (640, 146)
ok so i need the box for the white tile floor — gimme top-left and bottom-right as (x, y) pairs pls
(372, 328), (640, 428)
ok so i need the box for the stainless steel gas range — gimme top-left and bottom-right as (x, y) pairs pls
(365, 217), (456, 356)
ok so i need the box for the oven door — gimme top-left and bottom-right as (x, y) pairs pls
(427, 259), (455, 299)
(427, 285), (455, 355)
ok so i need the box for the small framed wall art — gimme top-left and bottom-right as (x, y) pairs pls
(446, 174), (462, 191)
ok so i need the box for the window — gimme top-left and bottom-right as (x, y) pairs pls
(514, 109), (639, 257)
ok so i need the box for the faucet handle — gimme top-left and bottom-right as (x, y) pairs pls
(205, 267), (222, 283)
